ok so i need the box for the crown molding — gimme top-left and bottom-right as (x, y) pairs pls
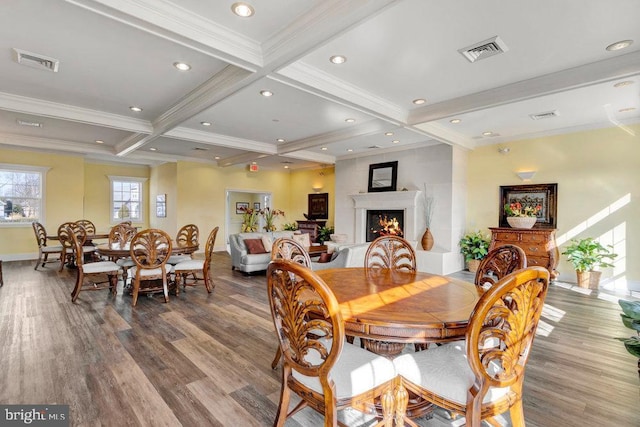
(0, 92), (151, 133)
(278, 120), (387, 154)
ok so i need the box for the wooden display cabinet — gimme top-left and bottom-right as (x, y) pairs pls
(297, 220), (326, 243)
(489, 227), (559, 281)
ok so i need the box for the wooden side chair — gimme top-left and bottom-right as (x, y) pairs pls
(475, 244), (527, 290)
(75, 219), (96, 234)
(61, 226), (121, 303)
(57, 222), (99, 271)
(31, 222), (63, 270)
(267, 260), (397, 426)
(173, 226), (218, 294)
(108, 223), (138, 283)
(129, 229), (172, 306)
(269, 238), (313, 369)
(168, 223), (199, 265)
(393, 266), (550, 427)
(365, 235), (416, 271)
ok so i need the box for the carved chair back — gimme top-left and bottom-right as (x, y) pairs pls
(75, 219), (96, 235)
(475, 244), (527, 290)
(365, 235), (416, 271)
(109, 223), (137, 249)
(32, 222), (48, 247)
(176, 224), (199, 249)
(271, 238), (312, 268)
(130, 229), (172, 270)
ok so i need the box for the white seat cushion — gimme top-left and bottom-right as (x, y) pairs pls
(167, 254), (192, 265)
(42, 245), (63, 252)
(392, 341), (510, 405)
(83, 245), (98, 252)
(129, 266), (165, 277)
(291, 341), (396, 400)
(116, 258), (136, 268)
(83, 261), (121, 274)
(173, 259), (205, 272)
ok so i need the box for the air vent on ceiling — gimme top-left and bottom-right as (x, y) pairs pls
(458, 36), (508, 63)
(367, 145), (382, 149)
(192, 147), (209, 151)
(529, 110), (560, 120)
(12, 48), (60, 72)
(16, 119), (43, 128)
(281, 160), (293, 164)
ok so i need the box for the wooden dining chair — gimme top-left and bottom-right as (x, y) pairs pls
(61, 226), (121, 303)
(168, 224), (199, 265)
(267, 260), (397, 427)
(129, 229), (172, 306)
(75, 219), (96, 234)
(393, 266), (550, 427)
(475, 244), (527, 290)
(57, 222), (100, 271)
(108, 223), (138, 284)
(365, 235), (416, 271)
(173, 226), (218, 294)
(268, 238), (313, 369)
(31, 222), (64, 270)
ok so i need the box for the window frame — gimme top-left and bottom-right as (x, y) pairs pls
(0, 163), (49, 228)
(108, 175), (147, 225)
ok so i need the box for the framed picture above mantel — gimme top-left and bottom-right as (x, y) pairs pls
(499, 183), (557, 228)
(368, 161), (398, 192)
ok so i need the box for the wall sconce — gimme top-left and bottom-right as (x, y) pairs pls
(498, 147), (510, 155)
(516, 171), (536, 181)
(312, 186), (323, 193)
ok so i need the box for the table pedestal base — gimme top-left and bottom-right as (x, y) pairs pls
(362, 339), (406, 357)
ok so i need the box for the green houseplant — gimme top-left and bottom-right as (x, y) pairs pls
(616, 299), (640, 376)
(459, 231), (490, 273)
(317, 226), (334, 245)
(561, 237), (617, 289)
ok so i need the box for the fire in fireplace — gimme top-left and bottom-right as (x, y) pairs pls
(366, 209), (404, 242)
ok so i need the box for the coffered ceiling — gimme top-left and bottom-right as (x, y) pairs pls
(1, 0), (639, 170)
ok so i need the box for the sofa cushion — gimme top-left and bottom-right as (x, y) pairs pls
(292, 233), (311, 247)
(261, 235), (273, 252)
(245, 238), (267, 254)
(317, 252), (333, 263)
(242, 252), (272, 265)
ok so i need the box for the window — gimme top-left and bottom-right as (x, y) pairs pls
(109, 176), (147, 223)
(0, 164), (48, 226)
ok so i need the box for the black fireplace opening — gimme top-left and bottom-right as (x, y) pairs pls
(366, 209), (404, 242)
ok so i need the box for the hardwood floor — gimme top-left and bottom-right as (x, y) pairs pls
(0, 254), (638, 426)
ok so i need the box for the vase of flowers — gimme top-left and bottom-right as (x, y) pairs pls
(260, 207), (285, 232)
(421, 183), (435, 250)
(240, 207), (260, 232)
(504, 202), (541, 229)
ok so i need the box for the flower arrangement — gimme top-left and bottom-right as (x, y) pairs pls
(260, 207), (285, 232)
(239, 207), (260, 232)
(504, 202), (541, 218)
(423, 183), (435, 228)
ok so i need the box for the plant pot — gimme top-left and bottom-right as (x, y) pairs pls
(576, 270), (602, 289)
(421, 228), (434, 251)
(467, 259), (481, 273)
(506, 216), (537, 229)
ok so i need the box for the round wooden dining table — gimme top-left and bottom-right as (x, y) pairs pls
(315, 267), (482, 357)
(95, 242), (199, 258)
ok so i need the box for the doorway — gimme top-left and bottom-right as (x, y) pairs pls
(225, 189), (271, 252)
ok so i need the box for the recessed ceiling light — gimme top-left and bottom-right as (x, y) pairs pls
(149, 147), (157, 151)
(392, 140), (399, 144)
(129, 106), (143, 112)
(385, 132), (393, 136)
(277, 138), (285, 143)
(214, 156), (221, 160)
(619, 107), (636, 113)
(321, 147), (328, 151)
(614, 81), (634, 88)
(173, 62), (191, 71)
(450, 119), (461, 124)
(482, 131), (494, 136)
(345, 118), (355, 123)
(260, 90), (273, 97)
(412, 98), (426, 105)
(606, 39), (633, 51)
(347, 148), (353, 152)
(251, 161), (257, 165)
(200, 121), (212, 126)
(95, 140), (104, 144)
(330, 55), (346, 64)
(231, 2), (254, 17)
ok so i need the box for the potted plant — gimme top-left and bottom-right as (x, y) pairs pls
(239, 207), (259, 232)
(561, 237), (617, 289)
(317, 226), (334, 245)
(282, 222), (298, 231)
(459, 231), (490, 273)
(504, 202), (541, 229)
(260, 207), (285, 232)
(615, 299), (640, 376)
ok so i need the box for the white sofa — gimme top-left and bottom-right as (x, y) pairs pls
(311, 243), (369, 271)
(229, 231), (295, 273)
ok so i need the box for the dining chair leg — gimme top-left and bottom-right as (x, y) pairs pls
(271, 347), (282, 369)
(71, 271), (83, 302)
(162, 277), (169, 303)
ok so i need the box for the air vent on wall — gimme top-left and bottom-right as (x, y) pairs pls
(529, 110), (560, 120)
(192, 147), (209, 151)
(458, 36), (508, 63)
(12, 48), (60, 72)
(367, 145), (382, 149)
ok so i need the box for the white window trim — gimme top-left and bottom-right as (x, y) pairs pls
(108, 175), (148, 225)
(0, 163), (49, 228)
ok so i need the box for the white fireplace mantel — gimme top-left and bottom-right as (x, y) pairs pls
(350, 191), (421, 244)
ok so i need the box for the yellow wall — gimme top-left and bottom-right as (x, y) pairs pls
(289, 166), (335, 227)
(466, 125), (640, 287)
(149, 162), (177, 232)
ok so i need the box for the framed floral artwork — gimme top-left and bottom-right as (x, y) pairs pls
(499, 183), (557, 228)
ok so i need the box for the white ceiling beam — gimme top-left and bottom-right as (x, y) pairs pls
(164, 127), (276, 154)
(278, 121), (388, 154)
